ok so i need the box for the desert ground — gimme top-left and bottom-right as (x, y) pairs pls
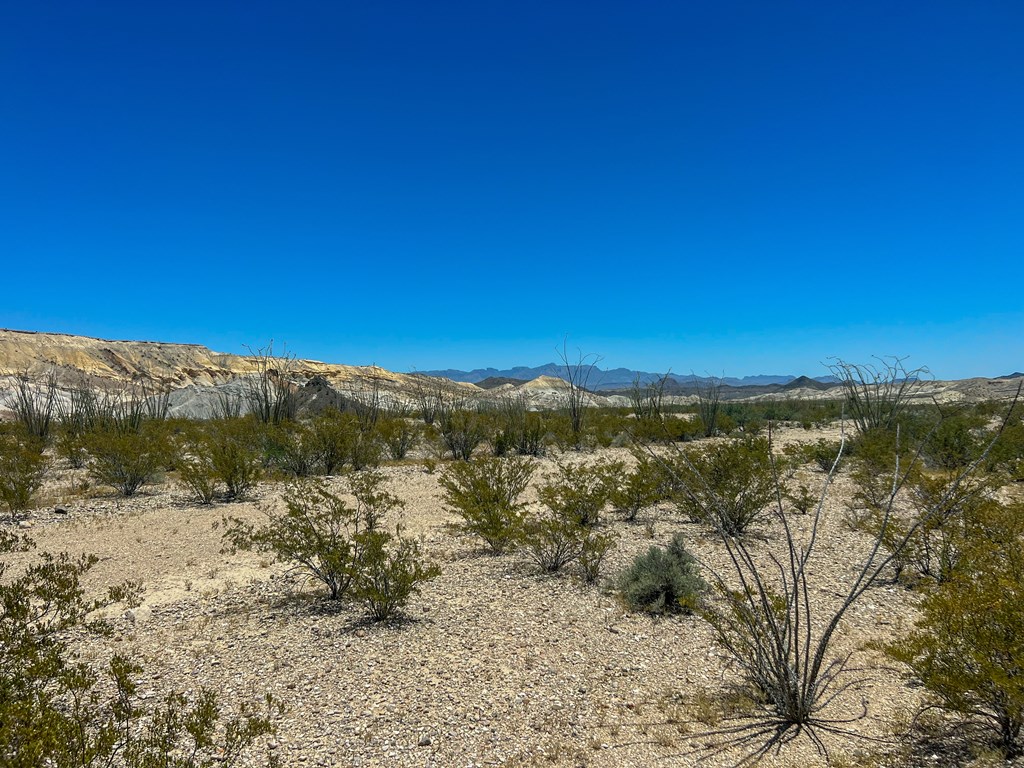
(4, 423), (973, 768)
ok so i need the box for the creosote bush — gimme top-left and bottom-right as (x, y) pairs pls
(519, 517), (573, 572)
(520, 513), (600, 575)
(670, 436), (775, 536)
(223, 473), (438, 619)
(349, 530), (441, 620)
(885, 500), (1024, 757)
(537, 459), (622, 527)
(0, 427), (48, 518)
(616, 532), (706, 614)
(439, 456), (534, 553)
(436, 405), (488, 461)
(610, 453), (669, 522)
(856, 471), (999, 585)
(377, 416), (420, 460)
(84, 423), (169, 496)
(783, 438), (844, 473)
(0, 530), (278, 767)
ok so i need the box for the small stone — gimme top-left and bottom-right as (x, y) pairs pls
(124, 606), (152, 624)
(54, 507), (68, 515)
(418, 735), (432, 747)
(18, 520), (34, 529)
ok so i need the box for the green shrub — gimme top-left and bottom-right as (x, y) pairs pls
(377, 416), (419, 460)
(349, 529), (441, 620)
(671, 437), (775, 536)
(783, 439), (843, 473)
(985, 419), (1024, 480)
(223, 480), (367, 600)
(538, 459), (622, 527)
(586, 410), (629, 449)
(519, 499), (617, 579)
(348, 469), (404, 531)
(84, 423), (167, 496)
(850, 472), (993, 584)
(206, 418), (264, 500)
(269, 422), (318, 477)
(439, 456), (534, 553)
(0, 428), (48, 518)
(53, 425), (88, 468)
(782, 480), (817, 515)
(223, 474), (438, 619)
(885, 501), (1024, 757)
(488, 394), (546, 457)
(616, 532), (706, 614)
(924, 410), (985, 470)
(0, 531), (277, 767)
(520, 513), (586, 573)
(348, 425), (383, 470)
(516, 412), (547, 456)
(436, 407), (488, 461)
(610, 454), (667, 522)
(578, 529), (616, 584)
(308, 408), (354, 475)
(177, 449), (219, 505)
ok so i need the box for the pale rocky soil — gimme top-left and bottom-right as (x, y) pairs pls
(6, 425), (1008, 768)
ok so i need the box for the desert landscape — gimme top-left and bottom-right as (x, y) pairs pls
(2, 330), (1023, 767)
(6, 4), (1022, 765)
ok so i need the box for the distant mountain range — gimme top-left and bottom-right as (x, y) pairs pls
(418, 364), (838, 392)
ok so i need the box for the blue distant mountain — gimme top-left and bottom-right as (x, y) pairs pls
(417, 364), (836, 392)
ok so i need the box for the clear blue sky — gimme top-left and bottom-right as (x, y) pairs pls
(2, 2), (1021, 378)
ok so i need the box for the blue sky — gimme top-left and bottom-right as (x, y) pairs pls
(2, 2), (1021, 378)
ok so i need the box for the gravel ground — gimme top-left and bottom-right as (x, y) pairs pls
(6, 428), (970, 767)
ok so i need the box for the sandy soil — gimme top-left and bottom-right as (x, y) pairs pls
(5, 427), (987, 768)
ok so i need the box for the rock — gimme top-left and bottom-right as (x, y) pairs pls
(18, 520), (34, 529)
(54, 506), (68, 515)
(125, 606), (153, 624)
(418, 735), (432, 747)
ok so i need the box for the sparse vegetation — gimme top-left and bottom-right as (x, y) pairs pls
(693, 374), (723, 438)
(435, 392), (488, 460)
(5, 337), (1024, 767)
(3, 369), (57, 440)
(558, 340), (600, 449)
(84, 423), (168, 496)
(827, 356), (929, 435)
(205, 417), (264, 500)
(609, 453), (668, 522)
(243, 341), (297, 425)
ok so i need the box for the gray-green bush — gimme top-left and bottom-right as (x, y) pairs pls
(616, 532), (706, 614)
